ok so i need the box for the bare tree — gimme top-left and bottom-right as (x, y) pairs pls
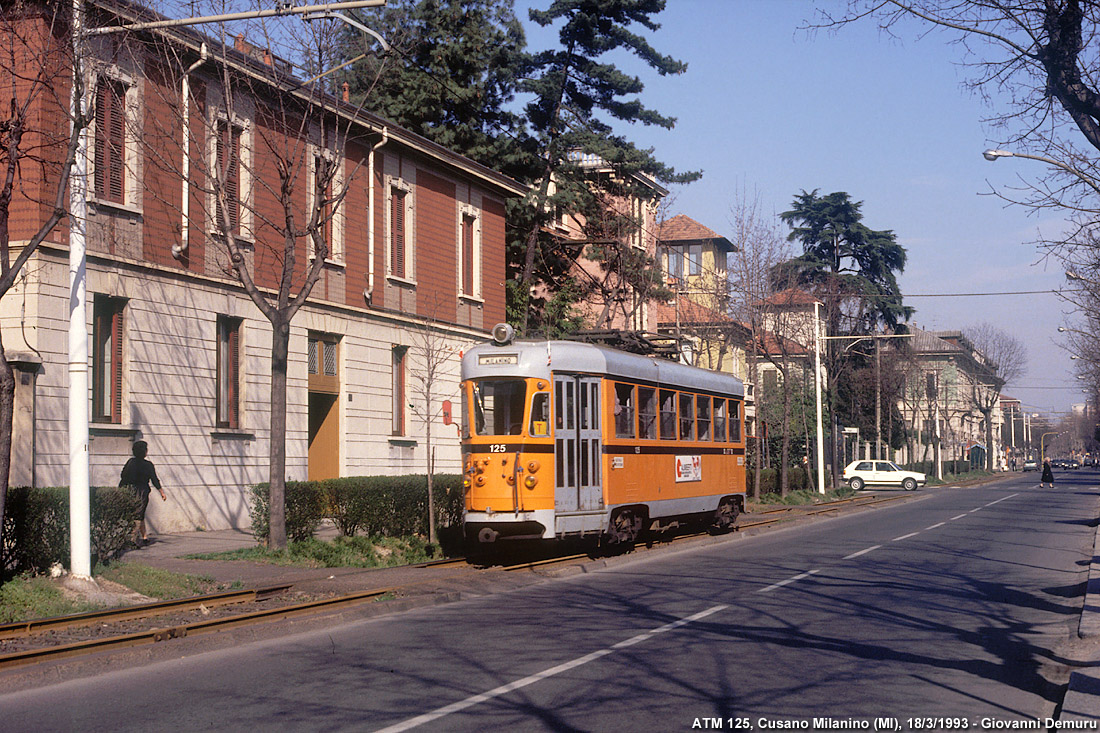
(139, 14), (381, 548)
(727, 192), (792, 497)
(963, 323), (1027, 471)
(817, 2), (1100, 325)
(0, 1), (92, 577)
(405, 312), (460, 547)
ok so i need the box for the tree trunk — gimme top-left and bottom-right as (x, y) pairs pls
(427, 428), (437, 546)
(268, 318), (290, 549)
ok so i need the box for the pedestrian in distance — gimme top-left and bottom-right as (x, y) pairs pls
(120, 440), (166, 546)
(1040, 459), (1054, 489)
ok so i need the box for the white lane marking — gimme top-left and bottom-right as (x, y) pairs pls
(985, 494), (1017, 507)
(926, 522), (946, 530)
(969, 507), (981, 513)
(892, 532), (919, 542)
(844, 545), (881, 560)
(758, 569), (821, 594)
(372, 604), (728, 733)
(950, 514), (968, 521)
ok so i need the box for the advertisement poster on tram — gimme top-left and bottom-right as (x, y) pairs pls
(675, 455), (702, 482)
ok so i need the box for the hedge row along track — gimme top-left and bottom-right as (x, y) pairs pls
(0, 586), (392, 670)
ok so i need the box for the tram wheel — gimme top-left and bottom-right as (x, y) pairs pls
(608, 509), (643, 545)
(711, 498), (740, 534)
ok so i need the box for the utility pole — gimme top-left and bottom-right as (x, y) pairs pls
(874, 332), (881, 460)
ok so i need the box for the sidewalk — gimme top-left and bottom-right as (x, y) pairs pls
(1058, 520), (1100, 720)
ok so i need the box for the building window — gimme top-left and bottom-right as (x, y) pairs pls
(311, 149), (343, 263)
(94, 79), (126, 204)
(687, 244), (702, 276)
(666, 247), (683, 281)
(216, 120), (242, 235)
(217, 317), (242, 428)
(388, 183), (412, 280)
(92, 296), (125, 423)
(460, 209), (480, 298)
(392, 345), (407, 435)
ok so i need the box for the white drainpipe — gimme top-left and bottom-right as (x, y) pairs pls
(366, 127), (388, 303)
(174, 43), (208, 259)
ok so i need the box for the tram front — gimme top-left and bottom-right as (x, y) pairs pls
(461, 326), (555, 545)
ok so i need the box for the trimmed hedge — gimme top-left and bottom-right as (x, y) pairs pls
(746, 467), (809, 494)
(248, 474), (464, 550)
(2, 486), (141, 580)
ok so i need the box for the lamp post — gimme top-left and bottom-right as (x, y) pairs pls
(983, 149), (1100, 199)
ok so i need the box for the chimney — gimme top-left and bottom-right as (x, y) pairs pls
(235, 33), (248, 53)
(342, 82), (350, 103)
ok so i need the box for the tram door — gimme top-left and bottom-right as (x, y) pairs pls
(554, 375), (603, 512)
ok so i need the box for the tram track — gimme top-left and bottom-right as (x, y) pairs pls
(0, 587), (394, 671)
(0, 491), (914, 673)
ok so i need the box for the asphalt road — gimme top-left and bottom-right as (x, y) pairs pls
(5, 470), (1097, 732)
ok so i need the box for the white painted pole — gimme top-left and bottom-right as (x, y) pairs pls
(814, 301), (825, 494)
(69, 0), (92, 580)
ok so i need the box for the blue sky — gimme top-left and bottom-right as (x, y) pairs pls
(518, 0), (1081, 417)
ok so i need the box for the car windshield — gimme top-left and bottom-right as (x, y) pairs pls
(471, 380), (526, 436)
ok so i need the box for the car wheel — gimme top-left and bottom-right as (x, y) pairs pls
(850, 477), (864, 491)
(902, 477), (916, 491)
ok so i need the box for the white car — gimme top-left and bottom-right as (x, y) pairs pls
(843, 460), (926, 491)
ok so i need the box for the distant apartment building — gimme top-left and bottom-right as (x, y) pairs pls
(2, 1), (526, 531)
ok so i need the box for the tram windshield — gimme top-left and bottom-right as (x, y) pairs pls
(471, 379), (527, 436)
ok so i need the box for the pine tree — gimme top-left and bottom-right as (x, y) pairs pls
(343, 0), (530, 177)
(516, 0), (699, 333)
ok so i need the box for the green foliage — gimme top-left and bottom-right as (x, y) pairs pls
(2, 486), (69, 578)
(778, 189), (912, 331)
(2, 486), (138, 580)
(0, 575), (99, 623)
(757, 486), (856, 505)
(196, 535), (441, 569)
(249, 475), (465, 553)
(345, 0), (530, 177)
(249, 482), (327, 544)
(95, 562), (228, 600)
(90, 487), (142, 564)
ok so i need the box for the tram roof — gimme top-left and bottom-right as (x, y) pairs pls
(463, 339), (744, 398)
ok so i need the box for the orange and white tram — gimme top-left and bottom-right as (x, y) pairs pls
(461, 325), (747, 548)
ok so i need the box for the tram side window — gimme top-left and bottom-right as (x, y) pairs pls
(473, 379), (526, 436)
(659, 389), (676, 440)
(530, 392), (550, 437)
(697, 396), (711, 441)
(679, 392), (695, 440)
(614, 383), (635, 438)
(729, 400), (742, 443)
(713, 399), (727, 442)
(638, 387), (657, 439)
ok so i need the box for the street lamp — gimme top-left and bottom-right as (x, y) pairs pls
(983, 149), (1100, 198)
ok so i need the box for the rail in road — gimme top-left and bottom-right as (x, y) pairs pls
(0, 492), (908, 671)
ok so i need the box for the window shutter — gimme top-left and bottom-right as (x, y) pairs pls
(107, 84), (124, 202)
(228, 324), (240, 428)
(94, 83), (109, 198)
(462, 215), (474, 295)
(217, 122), (240, 233)
(391, 189), (405, 278)
(111, 306), (124, 423)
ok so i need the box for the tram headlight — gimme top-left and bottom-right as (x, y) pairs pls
(475, 476), (485, 487)
(524, 475), (538, 489)
(527, 460), (540, 473)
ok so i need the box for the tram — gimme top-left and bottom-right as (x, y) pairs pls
(461, 324), (747, 548)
